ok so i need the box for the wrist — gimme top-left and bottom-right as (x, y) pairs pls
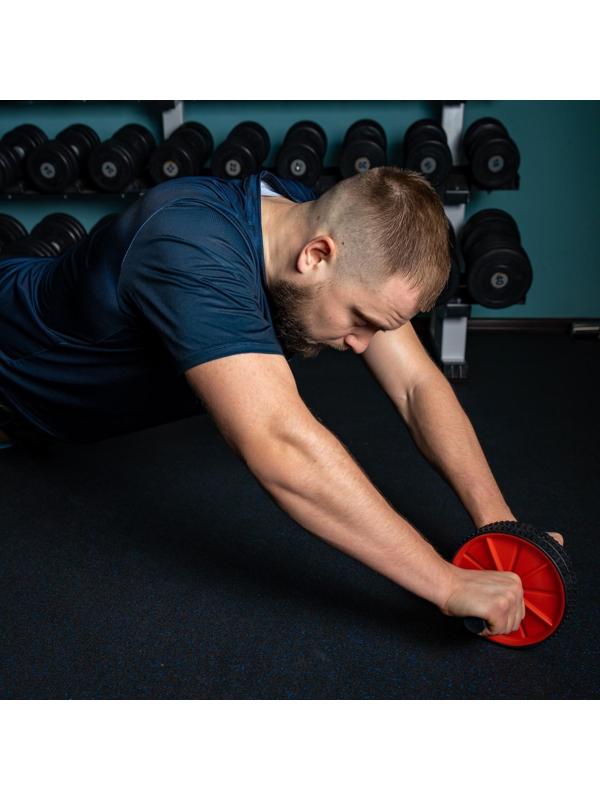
(472, 508), (516, 529)
(436, 563), (463, 614)
(428, 556), (461, 610)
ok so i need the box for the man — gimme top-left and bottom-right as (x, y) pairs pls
(0, 166), (561, 637)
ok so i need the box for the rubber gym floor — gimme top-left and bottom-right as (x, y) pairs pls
(1, 328), (598, 699)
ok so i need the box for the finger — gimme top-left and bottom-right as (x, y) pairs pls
(548, 531), (564, 546)
(512, 596), (525, 632)
(512, 608), (521, 632)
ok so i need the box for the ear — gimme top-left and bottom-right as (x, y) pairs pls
(297, 235), (337, 275)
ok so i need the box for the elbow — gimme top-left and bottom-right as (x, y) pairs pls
(242, 424), (324, 493)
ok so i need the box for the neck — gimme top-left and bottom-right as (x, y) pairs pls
(261, 196), (315, 287)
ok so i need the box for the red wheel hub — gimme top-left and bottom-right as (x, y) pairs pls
(452, 532), (567, 647)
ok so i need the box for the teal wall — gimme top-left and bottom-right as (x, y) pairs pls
(1, 100), (598, 318)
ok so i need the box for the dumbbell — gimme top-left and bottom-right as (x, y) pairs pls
(1, 213), (86, 258)
(275, 120), (326, 186)
(462, 117), (520, 189)
(339, 119), (387, 178)
(0, 214), (28, 256)
(434, 223), (461, 306)
(27, 124), (100, 193)
(403, 119), (452, 187)
(453, 520), (576, 647)
(88, 123), (156, 191)
(0, 124), (48, 190)
(460, 209), (532, 308)
(149, 121), (214, 184)
(211, 121), (270, 180)
(88, 213), (119, 239)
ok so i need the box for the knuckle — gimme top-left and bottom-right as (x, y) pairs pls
(497, 595), (511, 613)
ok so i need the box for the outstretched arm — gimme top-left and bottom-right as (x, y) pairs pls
(186, 353), (455, 608)
(362, 322), (515, 528)
(185, 351), (526, 636)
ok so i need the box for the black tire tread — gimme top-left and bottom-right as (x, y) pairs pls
(457, 520), (577, 646)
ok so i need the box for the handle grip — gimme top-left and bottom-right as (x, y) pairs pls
(463, 617), (487, 634)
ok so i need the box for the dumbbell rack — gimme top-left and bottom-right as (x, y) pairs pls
(0, 102), (182, 202)
(1, 102), (516, 382)
(431, 103), (526, 380)
(433, 102), (471, 381)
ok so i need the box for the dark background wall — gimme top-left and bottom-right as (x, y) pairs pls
(1, 100), (598, 319)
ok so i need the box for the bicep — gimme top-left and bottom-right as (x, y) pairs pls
(185, 352), (314, 460)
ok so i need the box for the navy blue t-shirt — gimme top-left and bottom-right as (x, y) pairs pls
(0, 171), (316, 443)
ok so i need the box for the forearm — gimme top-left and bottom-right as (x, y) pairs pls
(246, 420), (455, 608)
(402, 377), (515, 528)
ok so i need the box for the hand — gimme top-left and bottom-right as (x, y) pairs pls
(475, 516), (564, 548)
(439, 565), (525, 636)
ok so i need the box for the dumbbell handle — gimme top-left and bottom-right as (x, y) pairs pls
(463, 617), (487, 634)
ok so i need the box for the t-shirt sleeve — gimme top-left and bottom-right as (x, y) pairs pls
(118, 203), (283, 374)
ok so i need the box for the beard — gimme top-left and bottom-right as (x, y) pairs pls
(266, 278), (327, 359)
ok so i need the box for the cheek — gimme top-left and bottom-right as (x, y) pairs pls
(317, 314), (348, 337)
(313, 301), (351, 333)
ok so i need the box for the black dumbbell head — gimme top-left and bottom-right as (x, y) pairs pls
(1, 123), (48, 155)
(460, 208), (521, 253)
(27, 139), (81, 192)
(57, 124), (100, 158)
(344, 119), (387, 150)
(276, 120), (326, 186)
(1, 236), (57, 258)
(0, 214), (28, 252)
(462, 117), (509, 155)
(0, 125), (47, 189)
(404, 119), (452, 186)
(88, 141), (135, 191)
(30, 212), (87, 255)
(212, 121), (270, 179)
(463, 117), (520, 189)
(0, 144), (20, 190)
(149, 121), (213, 183)
(340, 118), (387, 178)
(27, 124), (99, 193)
(462, 207), (519, 231)
(467, 231), (526, 266)
(460, 208), (531, 308)
(466, 246), (532, 308)
(229, 121), (270, 163)
(88, 124), (155, 191)
(460, 209), (521, 257)
(176, 122), (214, 156)
(284, 121), (327, 157)
(404, 119), (447, 149)
(113, 124), (156, 158)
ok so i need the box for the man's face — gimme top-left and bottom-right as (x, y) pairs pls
(268, 272), (422, 359)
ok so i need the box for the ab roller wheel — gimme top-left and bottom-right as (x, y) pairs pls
(452, 521), (576, 647)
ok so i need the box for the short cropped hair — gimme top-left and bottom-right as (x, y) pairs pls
(313, 166), (451, 312)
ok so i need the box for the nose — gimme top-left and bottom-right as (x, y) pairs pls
(343, 330), (375, 354)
